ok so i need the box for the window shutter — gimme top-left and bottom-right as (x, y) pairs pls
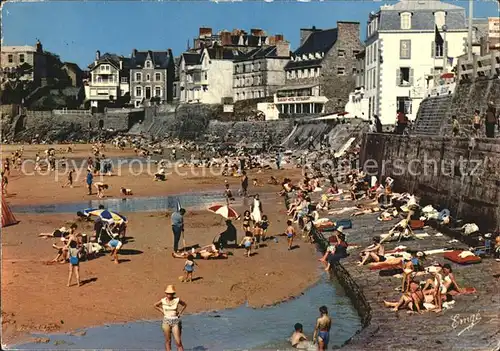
(410, 68), (414, 85)
(408, 40), (411, 59)
(431, 41), (435, 58)
(396, 68), (400, 86)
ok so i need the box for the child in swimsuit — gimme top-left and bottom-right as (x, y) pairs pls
(313, 306), (331, 350)
(239, 232), (254, 257)
(183, 254), (197, 282)
(286, 219), (296, 251)
(242, 210), (251, 233)
(224, 183), (235, 201)
(253, 223), (262, 249)
(260, 215), (269, 242)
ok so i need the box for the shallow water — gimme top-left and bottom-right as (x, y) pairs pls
(12, 275), (360, 350)
(10, 192), (279, 214)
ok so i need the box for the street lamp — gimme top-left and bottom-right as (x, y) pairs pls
(442, 24), (448, 73)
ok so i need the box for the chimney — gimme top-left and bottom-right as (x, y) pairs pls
(276, 41), (291, 58)
(221, 31), (232, 46)
(275, 34), (284, 43)
(132, 49), (137, 58)
(119, 60), (123, 70)
(337, 21), (360, 39)
(268, 36), (276, 46)
(36, 40), (43, 53)
(96, 50), (101, 60)
(199, 27), (213, 38)
(300, 27), (318, 46)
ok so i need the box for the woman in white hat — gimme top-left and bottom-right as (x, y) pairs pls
(154, 285), (187, 351)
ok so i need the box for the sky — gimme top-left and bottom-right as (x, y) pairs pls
(2, 0), (499, 69)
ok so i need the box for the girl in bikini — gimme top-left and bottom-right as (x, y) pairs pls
(242, 210), (251, 233)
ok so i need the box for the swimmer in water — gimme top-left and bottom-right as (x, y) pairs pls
(313, 306), (331, 351)
(290, 323), (308, 349)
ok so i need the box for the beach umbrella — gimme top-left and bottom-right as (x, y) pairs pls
(83, 208), (128, 224)
(208, 204), (239, 219)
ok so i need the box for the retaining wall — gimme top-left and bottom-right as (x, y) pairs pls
(360, 133), (500, 230)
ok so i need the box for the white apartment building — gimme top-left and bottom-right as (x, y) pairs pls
(179, 46), (243, 104)
(363, 0), (469, 125)
(86, 51), (130, 111)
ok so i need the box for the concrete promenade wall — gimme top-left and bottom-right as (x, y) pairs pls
(360, 133), (500, 230)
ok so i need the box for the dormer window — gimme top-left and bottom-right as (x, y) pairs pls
(145, 60), (152, 68)
(302, 54), (307, 61)
(434, 11), (446, 28)
(400, 12), (412, 30)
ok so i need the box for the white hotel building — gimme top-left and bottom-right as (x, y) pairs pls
(361, 0), (469, 125)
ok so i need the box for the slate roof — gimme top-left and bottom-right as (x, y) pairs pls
(88, 53), (131, 70)
(206, 47), (246, 60)
(378, 0), (467, 31)
(234, 46), (289, 62)
(285, 28), (338, 70)
(182, 52), (201, 65)
(62, 62), (82, 73)
(131, 50), (172, 69)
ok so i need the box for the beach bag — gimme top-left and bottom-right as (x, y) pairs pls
(336, 219), (352, 229)
(410, 220), (425, 230)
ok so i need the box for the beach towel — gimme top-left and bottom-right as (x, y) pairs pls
(369, 263), (401, 271)
(460, 287), (477, 294)
(444, 250), (482, 265)
(336, 219), (352, 229)
(410, 220), (425, 230)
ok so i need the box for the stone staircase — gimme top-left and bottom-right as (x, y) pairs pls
(412, 95), (452, 136)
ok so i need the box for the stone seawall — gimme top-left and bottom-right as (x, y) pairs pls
(360, 133), (500, 230)
(14, 110), (143, 141)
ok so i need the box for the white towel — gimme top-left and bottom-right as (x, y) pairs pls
(458, 251), (475, 258)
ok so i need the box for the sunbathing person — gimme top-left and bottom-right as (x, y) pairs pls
(441, 263), (464, 295)
(39, 226), (71, 238)
(268, 176), (279, 185)
(384, 280), (427, 313)
(171, 244), (228, 260)
(352, 206), (381, 217)
(422, 264), (445, 313)
(358, 236), (385, 266)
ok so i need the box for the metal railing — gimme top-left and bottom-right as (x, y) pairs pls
(457, 51), (500, 81)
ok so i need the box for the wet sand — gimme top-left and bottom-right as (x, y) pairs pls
(2, 176), (318, 345)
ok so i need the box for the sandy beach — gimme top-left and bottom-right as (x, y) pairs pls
(1, 144), (319, 345)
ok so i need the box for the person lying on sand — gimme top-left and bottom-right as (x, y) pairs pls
(171, 244), (228, 260)
(39, 226), (71, 238)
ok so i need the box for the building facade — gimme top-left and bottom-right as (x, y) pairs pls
(364, 0), (469, 125)
(86, 51), (131, 111)
(233, 41), (290, 101)
(275, 22), (363, 116)
(129, 49), (175, 107)
(345, 50), (370, 119)
(61, 62), (83, 87)
(179, 46), (243, 104)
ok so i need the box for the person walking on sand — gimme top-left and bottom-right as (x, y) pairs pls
(239, 231), (254, 257)
(286, 219), (296, 251)
(62, 169), (74, 188)
(86, 169), (93, 195)
(67, 240), (82, 287)
(250, 194), (263, 224)
(313, 306), (331, 351)
(171, 208), (186, 253)
(154, 285), (187, 351)
(183, 254), (198, 282)
(241, 171), (249, 197)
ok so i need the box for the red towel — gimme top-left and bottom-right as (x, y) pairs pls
(443, 250), (482, 265)
(410, 219), (425, 230)
(460, 287), (477, 294)
(368, 263), (401, 271)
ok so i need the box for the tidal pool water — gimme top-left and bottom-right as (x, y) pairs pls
(12, 275), (360, 350)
